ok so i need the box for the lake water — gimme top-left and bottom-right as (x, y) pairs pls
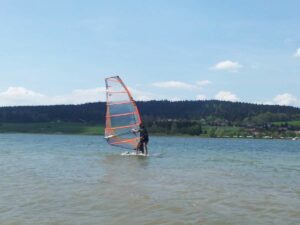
(0, 134), (299, 225)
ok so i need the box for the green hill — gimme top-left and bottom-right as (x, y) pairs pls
(0, 100), (300, 138)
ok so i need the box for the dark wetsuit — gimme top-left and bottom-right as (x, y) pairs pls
(140, 127), (149, 144)
(138, 127), (149, 153)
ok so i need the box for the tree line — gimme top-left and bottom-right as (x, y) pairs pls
(1, 100), (300, 125)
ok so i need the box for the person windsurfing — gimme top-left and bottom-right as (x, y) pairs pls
(132, 123), (149, 155)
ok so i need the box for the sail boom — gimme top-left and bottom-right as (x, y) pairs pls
(106, 111), (138, 118)
(107, 91), (127, 94)
(106, 123), (139, 130)
(107, 101), (132, 106)
(111, 137), (140, 145)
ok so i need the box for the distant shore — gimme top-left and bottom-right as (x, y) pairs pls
(0, 122), (299, 140)
(1, 101), (300, 140)
(0, 122), (103, 135)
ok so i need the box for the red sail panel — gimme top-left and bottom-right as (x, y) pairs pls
(104, 76), (142, 150)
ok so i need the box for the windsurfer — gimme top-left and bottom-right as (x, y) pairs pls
(132, 123), (149, 155)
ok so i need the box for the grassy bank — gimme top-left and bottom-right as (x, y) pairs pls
(0, 122), (104, 135)
(272, 120), (300, 126)
(0, 122), (299, 139)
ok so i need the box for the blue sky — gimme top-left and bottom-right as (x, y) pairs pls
(1, 0), (300, 106)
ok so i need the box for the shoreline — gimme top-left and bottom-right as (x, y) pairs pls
(0, 122), (299, 140)
(0, 131), (299, 141)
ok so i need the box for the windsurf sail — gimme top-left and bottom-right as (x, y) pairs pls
(104, 76), (142, 150)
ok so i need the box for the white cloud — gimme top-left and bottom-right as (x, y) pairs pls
(257, 101), (273, 105)
(153, 80), (211, 91)
(273, 93), (299, 106)
(196, 80), (211, 86)
(168, 97), (182, 101)
(0, 87), (106, 106)
(152, 81), (195, 89)
(215, 91), (238, 102)
(51, 87), (107, 105)
(128, 87), (155, 101)
(294, 48), (300, 57)
(1, 87), (44, 98)
(55, 87), (156, 104)
(212, 60), (242, 72)
(0, 86), (157, 106)
(196, 94), (207, 100)
(0, 87), (46, 106)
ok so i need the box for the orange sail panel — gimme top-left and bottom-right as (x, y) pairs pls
(104, 76), (142, 150)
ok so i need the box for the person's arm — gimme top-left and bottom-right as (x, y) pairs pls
(131, 128), (140, 133)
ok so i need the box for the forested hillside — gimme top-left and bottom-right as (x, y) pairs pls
(0, 100), (300, 137)
(1, 100), (300, 123)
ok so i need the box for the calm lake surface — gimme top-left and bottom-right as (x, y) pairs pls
(0, 134), (299, 225)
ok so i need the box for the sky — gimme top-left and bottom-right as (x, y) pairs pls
(0, 0), (300, 107)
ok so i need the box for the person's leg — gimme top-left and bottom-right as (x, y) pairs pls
(144, 140), (148, 155)
(140, 141), (144, 154)
(136, 141), (141, 154)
